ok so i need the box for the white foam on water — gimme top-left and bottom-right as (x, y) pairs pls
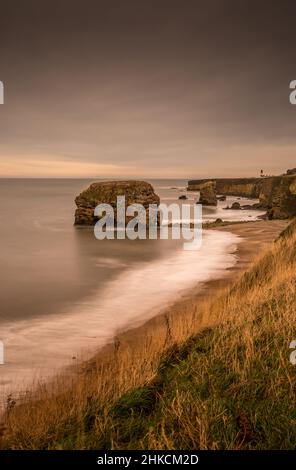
(0, 230), (240, 398)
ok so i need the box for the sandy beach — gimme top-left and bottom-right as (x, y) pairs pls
(0, 217), (288, 404)
(88, 219), (289, 365)
(0, 179), (279, 399)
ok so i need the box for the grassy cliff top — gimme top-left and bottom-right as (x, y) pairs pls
(2, 220), (296, 450)
(188, 177), (261, 185)
(102, 219), (296, 450)
(188, 174), (296, 185)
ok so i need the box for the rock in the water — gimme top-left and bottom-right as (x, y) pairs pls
(178, 195), (187, 200)
(74, 180), (160, 225)
(199, 181), (217, 206)
(224, 201), (241, 210)
(241, 203), (263, 210)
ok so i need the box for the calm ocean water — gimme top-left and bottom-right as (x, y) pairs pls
(0, 178), (263, 394)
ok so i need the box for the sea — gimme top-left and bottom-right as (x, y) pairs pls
(0, 178), (265, 396)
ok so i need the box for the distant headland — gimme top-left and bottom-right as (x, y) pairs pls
(187, 168), (296, 219)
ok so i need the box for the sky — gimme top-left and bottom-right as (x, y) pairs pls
(0, 0), (296, 178)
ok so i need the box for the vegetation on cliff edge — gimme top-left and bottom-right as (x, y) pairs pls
(1, 220), (296, 450)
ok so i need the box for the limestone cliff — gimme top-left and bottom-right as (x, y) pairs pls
(187, 174), (296, 219)
(259, 175), (296, 219)
(74, 181), (160, 225)
(198, 181), (217, 206)
(188, 178), (262, 198)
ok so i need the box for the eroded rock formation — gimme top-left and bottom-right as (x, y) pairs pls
(188, 178), (262, 198)
(74, 180), (160, 225)
(198, 181), (217, 206)
(259, 176), (296, 219)
(187, 173), (296, 219)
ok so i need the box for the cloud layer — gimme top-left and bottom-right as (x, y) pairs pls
(0, 0), (296, 177)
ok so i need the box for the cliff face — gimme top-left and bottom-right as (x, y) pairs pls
(187, 175), (296, 219)
(188, 178), (262, 198)
(286, 168), (296, 175)
(259, 175), (296, 219)
(74, 180), (160, 225)
(198, 181), (217, 206)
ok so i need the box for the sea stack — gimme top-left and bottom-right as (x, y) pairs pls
(74, 180), (160, 225)
(198, 181), (217, 206)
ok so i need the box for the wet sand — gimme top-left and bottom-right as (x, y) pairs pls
(0, 219), (289, 406)
(95, 219), (289, 358)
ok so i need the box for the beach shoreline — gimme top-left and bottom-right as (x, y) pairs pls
(0, 219), (289, 406)
(0, 218), (291, 446)
(84, 219), (289, 368)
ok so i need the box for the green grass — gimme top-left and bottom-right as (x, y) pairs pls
(2, 220), (296, 450)
(96, 318), (296, 450)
